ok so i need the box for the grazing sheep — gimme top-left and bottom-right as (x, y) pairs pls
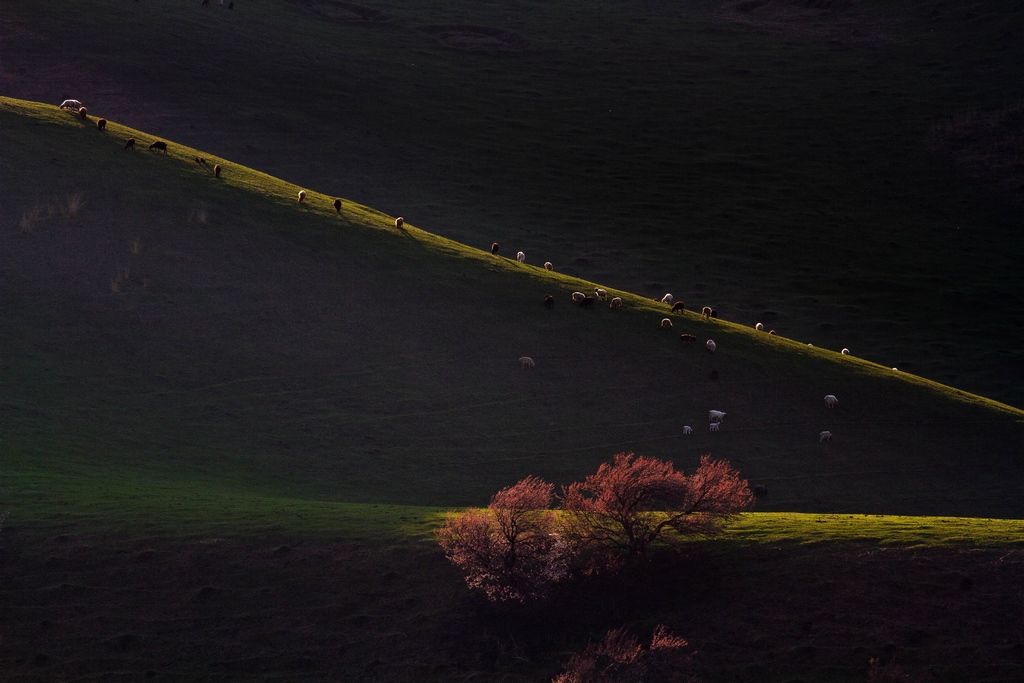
(661, 293), (674, 305)
(706, 339), (716, 353)
(214, 164), (222, 178)
(572, 292), (586, 303)
(819, 430), (832, 443)
(334, 199), (342, 213)
(702, 306), (713, 319)
(394, 216), (404, 227)
(709, 422), (721, 432)
(195, 156), (207, 164)
(149, 140), (168, 152)
(544, 294), (554, 308)
(768, 329), (777, 335)
(491, 242), (499, 255)
(96, 118), (106, 131)
(516, 251), (525, 263)
(123, 137), (135, 150)
(841, 348), (850, 355)
(595, 288), (607, 300)
(755, 322), (764, 331)
(682, 425), (693, 435)
(680, 333), (696, 344)
(519, 356), (535, 369)
(824, 394), (838, 409)
(609, 297), (622, 309)
(544, 261), (553, 271)
(708, 410), (726, 423)
(754, 484), (769, 498)
(79, 107), (88, 120)
(661, 318), (673, 330)
(297, 190), (306, 203)
(671, 301), (685, 313)
(60, 99), (84, 111)
(581, 296), (595, 308)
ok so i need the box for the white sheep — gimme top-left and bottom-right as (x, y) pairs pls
(661, 318), (673, 330)
(395, 216), (404, 228)
(824, 394), (838, 408)
(609, 297), (622, 309)
(708, 410), (726, 423)
(706, 339), (716, 353)
(572, 292), (586, 303)
(661, 293), (674, 305)
(59, 99), (84, 112)
(756, 323), (764, 331)
(516, 251), (525, 263)
(841, 348), (850, 355)
(709, 422), (721, 432)
(819, 430), (832, 443)
(595, 288), (607, 300)
(682, 425), (693, 435)
(298, 190), (307, 203)
(519, 356), (535, 369)
(544, 262), (553, 271)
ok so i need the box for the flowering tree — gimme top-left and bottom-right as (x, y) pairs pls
(559, 453), (752, 569)
(552, 624), (699, 683)
(436, 476), (568, 602)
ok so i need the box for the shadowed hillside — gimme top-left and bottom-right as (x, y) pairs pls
(2, 0), (1022, 406)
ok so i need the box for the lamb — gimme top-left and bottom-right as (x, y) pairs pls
(661, 293), (674, 305)
(841, 348), (850, 355)
(682, 425), (693, 435)
(709, 422), (721, 432)
(706, 339), (716, 353)
(661, 318), (673, 330)
(702, 306), (713, 319)
(491, 242), (499, 255)
(149, 140), (168, 152)
(214, 164), (222, 178)
(519, 356), (535, 369)
(297, 190), (306, 203)
(755, 322), (764, 331)
(708, 410), (726, 423)
(819, 430), (832, 443)
(124, 138), (135, 150)
(671, 301), (685, 313)
(572, 292), (586, 303)
(96, 118), (107, 131)
(544, 294), (554, 308)
(595, 288), (607, 300)
(581, 296), (595, 308)
(395, 216), (404, 227)
(824, 394), (838, 408)
(544, 262), (553, 271)
(516, 251), (525, 263)
(334, 199), (342, 213)
(609, 297), (622, 309)
(679, 333), (696, 344)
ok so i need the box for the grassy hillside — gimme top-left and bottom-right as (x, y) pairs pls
(2, 0), (1021, 406)
(3, 99), (1024, 681)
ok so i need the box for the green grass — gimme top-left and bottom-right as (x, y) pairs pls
(3, 0), (1022, 406)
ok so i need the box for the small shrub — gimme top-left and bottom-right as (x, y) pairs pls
(553, 624), (698, 683)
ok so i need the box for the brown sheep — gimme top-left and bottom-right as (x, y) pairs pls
(544, 294), (554, 308)
(581, 296), (595, 308)
(96, 118), (106, 131)
(491, 242), (499, 255)
(124, 138), (135, 150)
(334, 199), (342, 213)
(679, 333), (696, 344)
(214, 164), (221, 178)
(710, 308), (718, 319)
(768, 329), (777, 335)
(79, 107), (88, 120)
(701, 306), (712, 319)
(149, 141), (168, 152)
(671, 301), (685, 314)
(297, 190), (306, 203)
(395, 216), (404, 228)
